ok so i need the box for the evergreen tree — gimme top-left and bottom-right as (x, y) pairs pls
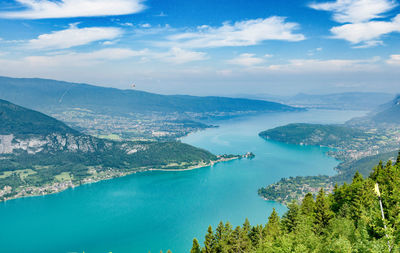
(249, 224), (264, 248)
(215, 221), (225, 243)
(191, 238), (201, 253)
(396, 150), (400, 165)
(282, 200), (300, 232)
(264, 208), (280, 239)
(314, 188), (333, 233)
(301, 192), (315, 216)
(349, 172), (365, 222)
(194, 159), (400, 253)
(203, 226), (215, 253)
(243, 218), (251, 234)
(228, 226), (252, 253)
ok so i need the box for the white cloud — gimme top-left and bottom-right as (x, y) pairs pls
(0, 0), (145, 19)
(330, 14), (400, 46)
(141, 23), (152, 28)
(24, 48), (148, 66)
(227, 53), (265, 66)
(310, 0), (400, 47)
(4, 46), (205, 66)
(120, 22), (134, 27)
(102, 40), (120, 46)
(309, 0), (397, 23)
(28, 23), (123, 50)
(156, 47), (207, 64)
(387, 54), (400, 65)
(266, 57), (381, 72)
(164, 17), (305, 48)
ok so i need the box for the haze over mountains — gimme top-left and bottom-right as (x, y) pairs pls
(238, 92), (395, 110)
(347, 94), (400, 127)
(0, 76), (303, 140)
(0, 76), (298, 116)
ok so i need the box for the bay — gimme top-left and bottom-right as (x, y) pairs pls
(0, 109), (366, 253)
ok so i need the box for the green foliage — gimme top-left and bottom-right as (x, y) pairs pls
(314, 188), (333, 233)
(0, 99), (78, 135)
(301, 193), (315, 216)
(191, 238), (201, 253)
(0, 141), (216, 197)
(259, 123), (369, 147)
(258, 175), (332, 204)
(193, 160), (400, 252)
(0, 99), (219, 201)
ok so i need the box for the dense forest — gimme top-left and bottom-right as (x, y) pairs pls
(259, 123), (370, 147)
(0, 99), (79, 136)
(191, 154), (400, 252)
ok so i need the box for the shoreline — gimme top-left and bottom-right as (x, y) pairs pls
(148, 156), (241, 172)
(0, 155), (247, 203)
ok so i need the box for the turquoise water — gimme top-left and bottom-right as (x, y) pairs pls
(0, 110), (366, 253)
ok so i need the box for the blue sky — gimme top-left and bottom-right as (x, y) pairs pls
(0, 0), (399, 96)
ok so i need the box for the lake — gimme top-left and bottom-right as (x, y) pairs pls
(0, 109), (366, 253)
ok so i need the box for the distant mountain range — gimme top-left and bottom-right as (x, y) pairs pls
(237, 92), (395, 110)
(0, 76), (298, 116)
(347, 94), (400, 127)
(370, 95), (400, 124)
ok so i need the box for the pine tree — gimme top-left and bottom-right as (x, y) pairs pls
(215, 221), (225, 243)
(282, 200), (300, 232)
(249, 225), (264, 248)
(203, 226), (215, 253)
(371, 161), (384, 180)
(314, 188), (333, 233)
(191, 238), (201, 253)
(214, 221), (228, 253)
(264, 208), (281, 239)
(396, 150), (400, 165)
(228, 226), (251, 253)
(243, 218), (251, 234)
(301, 192), (315, 216)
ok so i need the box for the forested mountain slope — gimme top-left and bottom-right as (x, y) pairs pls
(191, 157), (400, 253)
(0, 100), (219, 201)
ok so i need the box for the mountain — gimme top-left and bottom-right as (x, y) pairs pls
(347, 94), (400, 127)
(370, 95), (400, 124)
(238, 92), (394, 110)
(0, 76), (298, 115)
(287, 92), (394, 110)
(0, 99), (78, 136)
(0, 100), (221, 201)
(0, 76), (303, 140)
